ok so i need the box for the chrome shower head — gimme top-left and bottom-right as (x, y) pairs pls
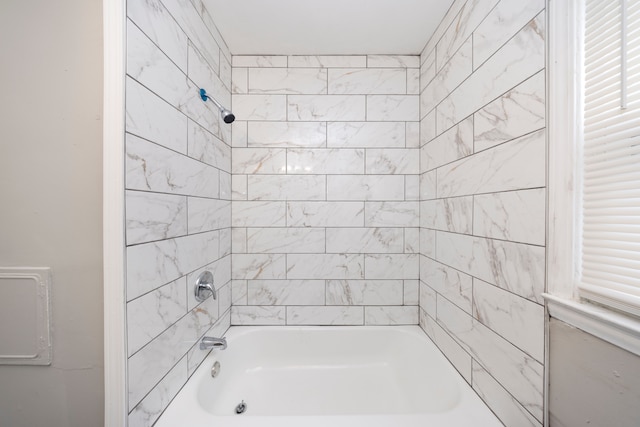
(199, 88), (235, 124)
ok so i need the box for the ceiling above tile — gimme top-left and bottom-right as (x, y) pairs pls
(202, 0), (455, 55)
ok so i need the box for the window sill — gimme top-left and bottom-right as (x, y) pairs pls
(543, 293), (640, 357)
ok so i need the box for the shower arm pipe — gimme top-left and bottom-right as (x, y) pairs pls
(199, 88), (235, 124)
(199, 88), (223, 109)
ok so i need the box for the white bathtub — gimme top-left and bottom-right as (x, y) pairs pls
(155, 326), (502, 427)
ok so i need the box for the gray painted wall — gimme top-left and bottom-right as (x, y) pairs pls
(549, 318), (640, 427)
(0, 0), (104, 426)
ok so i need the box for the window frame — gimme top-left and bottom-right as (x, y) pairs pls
(545, 0), (640, 356)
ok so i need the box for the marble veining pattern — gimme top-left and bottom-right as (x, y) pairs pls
(125, 0), (232, 420)
(419, 2), (547, 424)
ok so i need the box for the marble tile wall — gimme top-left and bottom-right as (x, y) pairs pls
(124, 0), (232, 425)
(231, 55), (421, 326)
(418, 0), (546, 426)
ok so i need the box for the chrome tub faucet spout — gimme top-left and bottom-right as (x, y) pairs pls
(200, 336), (227, 351)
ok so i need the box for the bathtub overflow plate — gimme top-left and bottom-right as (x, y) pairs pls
(235, 400), (247, 415)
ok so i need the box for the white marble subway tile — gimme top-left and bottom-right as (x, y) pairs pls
(422, 116), (473, 172)
(231, 254), (286, 280)
(221, 118), (233, 147)
(421, 0), (467, 59)
(436, 13), (545, 132)
(420, 170), (437, 201)
(365, 201), (419, 227)
(326, 228), (404, 254)
(127, 314), (195, 408)
(187, 43), (228, 108)
(473, 279), (544, 362)
(185, 256), (231, 311)
(472, 362), (542, 427)
(473, 0), (545, 68)
(436, 231), (545, 303)
(287, 254), (364, 280)
(420, 256), (473, 313)
(231, 175), (247, 200)
(473, 188), (546, 246)
(190, 0), (231, 63)
(231, 148), (286, 174)
(231, 306), (286, 325)
(287, 149), (364, 174)
(232, 201), (286, 227)
(126, 77), (187, 154)
(247, 280), (325, 305)
(126, 231), (219, 300)
(405, 228), (420, 254)
(231, 280), (248, 305)
(248, 68), (328, 94)
(125, 191), (187, 245)
(219, 228), (231, 258)
(126, 133), (219, 198)
(474, 71), (545, 152)
(422, 314), (472, 383)
(188, 120), (231, 172)
(160, 0), (219, 72)
(286, 201), (365, 227)
(404, 280), (419, 304)
(405, 175), (420, 201)
(220, 55), (232, 91)
(365, 254), (419, 279)
(288, 55), (367, 68)
(232, 67), (248, 94)
(127, 277), (187, 356)
(327, 175), (405, 201)
(366, 149), (419, 174)
(365, 306), (419, 325)
(419, 282), (437, 317)
(220, 171), (232, 201)
(232, 56), (288, 68)
(328, 69), (406, 94)
(232, 228), (247, 254)
(220, 281), (234, 311)
(127, 19), (194, 120)
(420, 50), (436, 92)
(420, 197), (473, 234)
(327, 122), (406, 148)
(367, 55), (420, 68)
(247, 175), (326, 201)
(420, 109), (436, 144)
(231, 120), (248, 147)
(436, 129), (545, 198)
(246, 227), (325, 253)
(367, 95), (419, 121)
(288, 95), (366, 121)
(326, 280), (403, 305)
(435, 0), (501, 71)
(127, 0), (188, 72)
(436, 298), (543, 421)
(421, 38), (473, 115)
(406, 122), (420, 148)
(287, 306), (364, 326)
(187, 198), (230, 233)
(233, 95), (287, 121)
(420, 229), (436, 258)
(407, 69), (420, 95)
(128, 357), (187, 427)
(248, 122), (327, 148)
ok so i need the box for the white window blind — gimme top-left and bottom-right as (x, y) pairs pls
(580, 0), (640, 316)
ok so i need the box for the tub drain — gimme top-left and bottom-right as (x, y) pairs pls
(235, 400), (247, 414)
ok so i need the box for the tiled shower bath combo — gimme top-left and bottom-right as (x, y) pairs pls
(123, 0), (547, 426)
